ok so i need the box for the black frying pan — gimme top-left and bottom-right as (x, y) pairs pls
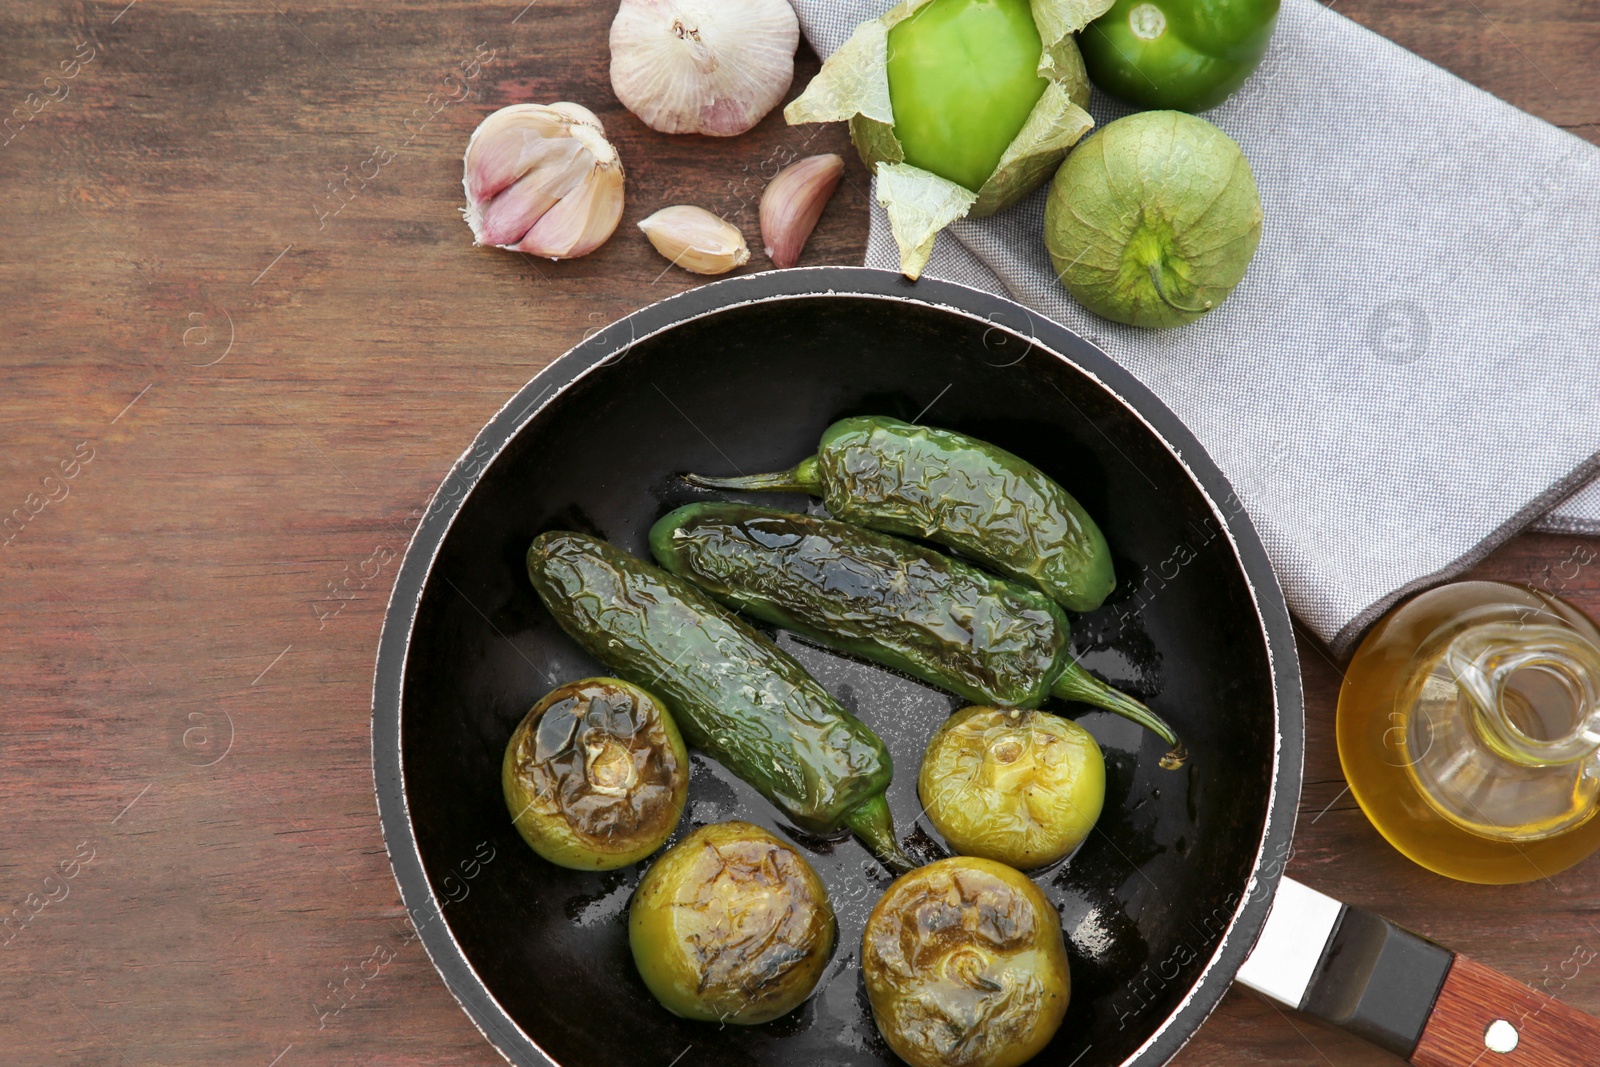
(372, 268), (1599, 1067)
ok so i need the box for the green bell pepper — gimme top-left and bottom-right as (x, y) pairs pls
(886, 0), (1050, 193)
(1079, 0), (1279, 113)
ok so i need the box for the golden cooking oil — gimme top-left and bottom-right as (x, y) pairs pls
(1337, 581), (1600, 884)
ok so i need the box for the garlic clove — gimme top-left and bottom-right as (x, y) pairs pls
(760, 153), (843, 269)
(476, 139), (590, 246)
(609, 0), (800, 137)
(518, 163), (626, 259)
(545, 101), (605, 128)
(463, 105), (572, 204)
(638, 205), (750, 275)
(462, 102), (626, 259)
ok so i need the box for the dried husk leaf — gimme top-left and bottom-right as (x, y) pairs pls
(784, 18), (894, 126)
(1031, 0), (1116, 79)
(971, 80), (1092, 217)
(875, 163), (977, 280)
(784, 0), (1111, 275)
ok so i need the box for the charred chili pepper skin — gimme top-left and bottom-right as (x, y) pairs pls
(683, 415), (1116, 613)
(652, 502), (1068, 706)
(525, 531), (913, 872)
(650, 503), (1185, 767)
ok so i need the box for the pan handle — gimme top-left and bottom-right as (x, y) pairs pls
(1409, 955), (1600, 1066)
(1236, 877), (1600, 1065)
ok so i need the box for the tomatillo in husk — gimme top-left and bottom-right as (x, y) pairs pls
(886, 0), (1049, 194)
(863, 857), (1071, 1067)
(629, 821), (836, 1024)
(785, 0), (1113, 278)
(1044, 109), (1262, 328)
(502, 677), (688, 870)
(920, 707), (1106, 869)
(1080, 0), (1280, 113)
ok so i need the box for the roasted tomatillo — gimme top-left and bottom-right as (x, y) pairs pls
(1080, 0), (1279, 112)
(502, 678), (689, 870)
(886, 0), (1049, 193)
(864, 857), (1071, 1067)
(920, 707), (1105, 869)
(630, 821), (836, 1024)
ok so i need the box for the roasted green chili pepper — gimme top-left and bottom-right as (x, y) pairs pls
(1079, 0), (1280, 113)
(684, 415), (1115, 613)
(526, 531), (913, 872)
(630, 821), (836, 1024)
(650, 503), (1184, 768)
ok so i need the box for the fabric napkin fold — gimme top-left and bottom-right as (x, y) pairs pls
(789, 0), (1600, 654)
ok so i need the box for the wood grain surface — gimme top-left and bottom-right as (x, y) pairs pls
(2, 2), (1596, 1065)
(1410, 955), (1600, 1067)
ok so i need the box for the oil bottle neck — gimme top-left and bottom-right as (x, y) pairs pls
(1444, 622), (1600, 768)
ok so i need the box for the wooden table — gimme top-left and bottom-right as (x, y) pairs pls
(2, 1), (1596, 1064)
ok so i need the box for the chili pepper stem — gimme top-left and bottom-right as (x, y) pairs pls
(843, 793), (916, 874)
(683, 456), (823, 495)
(1050, 663), (1188, 770)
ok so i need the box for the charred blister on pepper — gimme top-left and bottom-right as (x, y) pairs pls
(502, 677), (689, 870)
(629, 821), (837, 1024)
(814, 418), (1115, 613)
(863, 857), (1072, 1067)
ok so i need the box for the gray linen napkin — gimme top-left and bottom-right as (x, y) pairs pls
(789, 0), (1600, 654)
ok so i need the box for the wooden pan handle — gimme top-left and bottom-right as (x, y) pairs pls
(1241, 880), (1600, 1064)
(1411, 955), (1600, 1067)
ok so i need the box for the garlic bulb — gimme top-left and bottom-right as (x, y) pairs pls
(609, 0), (800, 137)
(760, 153), (843, 269)
(638, 205), (750, 275)
(462, 102), (624, 259)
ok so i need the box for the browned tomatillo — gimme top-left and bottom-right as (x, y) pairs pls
(630, 821), (836, 1023)
(502, 677), (689, 870)
(863, 857), (1071, 1067)
(920, 707), (1106, 869)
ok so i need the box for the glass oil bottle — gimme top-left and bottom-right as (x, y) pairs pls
(1337, 580), (1600, 884)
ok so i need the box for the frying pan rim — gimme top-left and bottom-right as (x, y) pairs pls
(370, 265), (1306, 1067)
